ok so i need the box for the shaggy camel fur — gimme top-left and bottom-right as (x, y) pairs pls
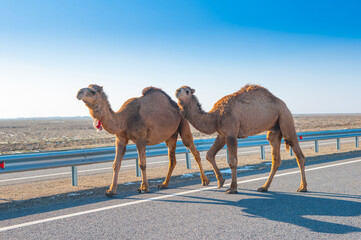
(176, 84), (307, 194)
(77, 84), (209, 196)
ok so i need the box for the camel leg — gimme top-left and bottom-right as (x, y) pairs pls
(225, 135), (238, 194)
(136, 140), (150, 193)
(291, 141), (308, 192)
(179, 119), (210, 186)
(106, 137), (127, 197)
(206, 134), (226, 188)
(158, 133), (178, 189)
(258, 130), (282, 192)
(279, 112), (308, 192)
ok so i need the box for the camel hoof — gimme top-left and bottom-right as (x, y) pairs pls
(257, 187), (268, 192)
(157, 184), (168, 189)
(137, 188), (150, 193)
(105, 190), (117, 197)
(225, 188), (238, 194)
(218, 178), (225, 188)
(202, 178), (210, 186)
(297, 187), (308, 192)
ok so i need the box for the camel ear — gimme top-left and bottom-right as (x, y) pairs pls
(191, 88), (195, 94)
(89, 84), (103, 93)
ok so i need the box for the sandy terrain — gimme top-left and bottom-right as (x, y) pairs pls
(1, 114), (361, 154)
(0, 114), (361, 211)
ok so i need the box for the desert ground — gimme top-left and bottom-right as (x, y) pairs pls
(1, 114), (361, 154)
(0, 114), (361, 210)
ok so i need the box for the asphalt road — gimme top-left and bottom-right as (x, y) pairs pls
(1, 156), (360, 239)
(0, 138), (356, 186)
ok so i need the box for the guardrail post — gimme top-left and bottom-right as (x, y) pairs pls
(290, 147), (294, 156)
(356, 137), (359, 148)
(260, 146), (265, 160)
(136, 158), (141, 177)
(185, 151), (191, 169)
(71, 166), (78, 186)
(315, 140), (319, 153)
(336, 138), (340, 150)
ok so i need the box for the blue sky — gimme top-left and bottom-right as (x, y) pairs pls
(1, 1), (361, 118)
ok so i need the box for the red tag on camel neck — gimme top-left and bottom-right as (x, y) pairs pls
(96, 121), (103, 131)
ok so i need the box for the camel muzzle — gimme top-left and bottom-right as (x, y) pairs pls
(175, 88), (182, 98)
(77, 89), (88, 100)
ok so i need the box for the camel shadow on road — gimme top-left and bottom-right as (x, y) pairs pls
(158, 189), (361, 235)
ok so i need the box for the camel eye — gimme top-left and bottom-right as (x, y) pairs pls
(186, 90), (189, 95)
(89, 90), (96, 94)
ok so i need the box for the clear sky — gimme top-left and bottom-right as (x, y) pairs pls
(1, 1), (361, 118)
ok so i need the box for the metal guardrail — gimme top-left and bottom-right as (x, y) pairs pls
(1, 128), (360, 186)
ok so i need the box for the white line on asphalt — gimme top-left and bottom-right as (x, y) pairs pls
(1, 158), (360, 232)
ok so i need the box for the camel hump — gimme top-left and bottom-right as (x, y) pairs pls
(142, 86), (164, 96)
(237, 84), (278, 100)
(239, 84), (266, 93)
(142, 86), (179, 110)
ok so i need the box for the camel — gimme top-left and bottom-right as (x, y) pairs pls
(77, 84), (210, 196)
(176, 84), (307, 194)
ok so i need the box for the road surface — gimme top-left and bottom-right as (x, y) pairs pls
(0, 155), (360, 239)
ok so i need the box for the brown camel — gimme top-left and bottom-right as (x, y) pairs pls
(77, 84), (210, 196)
(176, 84), (307, 194)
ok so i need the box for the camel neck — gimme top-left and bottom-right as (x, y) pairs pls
(87, 101), (124, 134)
(182, 98), (218, 134)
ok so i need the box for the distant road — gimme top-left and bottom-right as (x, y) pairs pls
(0, 138), (356, 186)
(1, 156), (360, 239)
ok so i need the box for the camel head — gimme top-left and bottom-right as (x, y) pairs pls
(175, 86), (195, 105)
(77, 84), (104, 105)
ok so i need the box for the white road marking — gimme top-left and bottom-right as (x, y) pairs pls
(1, 158), (360, 232)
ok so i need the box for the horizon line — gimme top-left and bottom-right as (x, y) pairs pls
(1, 113), (361, 120)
